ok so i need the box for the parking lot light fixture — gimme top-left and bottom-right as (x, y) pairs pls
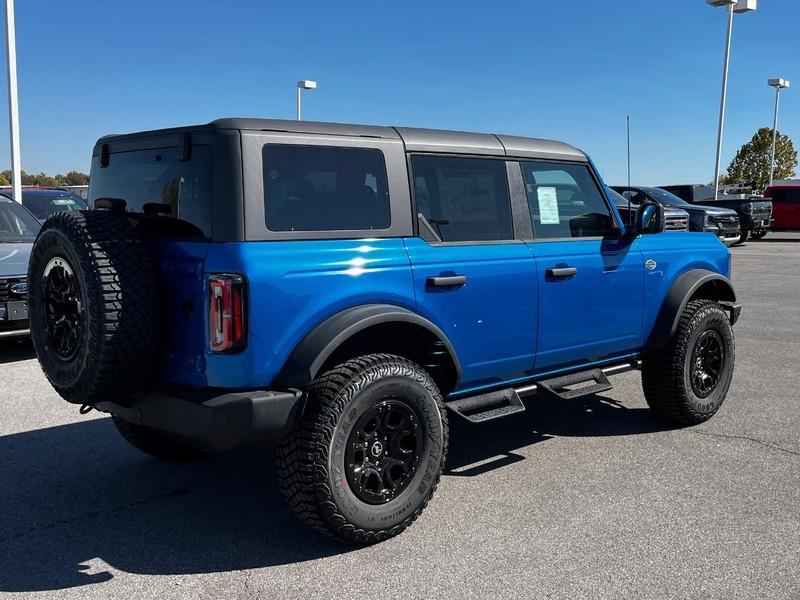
(768, 78), (790, 188)
(296, 80), (317, 121)
(707, 0), (757, 200)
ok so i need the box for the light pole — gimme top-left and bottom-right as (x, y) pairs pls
(767, 77), (790, 188)
(296, 80), (317, 121)
(707, 0), (757, 200)
(4, 0), (22, 203)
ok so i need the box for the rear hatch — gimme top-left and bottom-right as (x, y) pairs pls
(88, 132), (226, 388)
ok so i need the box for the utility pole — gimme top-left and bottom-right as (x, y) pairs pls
(5, 0), (22, 202)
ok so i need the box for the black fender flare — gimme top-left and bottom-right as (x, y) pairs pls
(274, 304), (461, 388)
(646, 269), (738, 350)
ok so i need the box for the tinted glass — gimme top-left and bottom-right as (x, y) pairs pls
(263, 145), (390, 232)
(22, 192), (86, 220)
(643, 187), (691, 207)
(89, 146), (214, 236)
(521, 162), (613, 238)
(771, 188), (800, 203)
(0, 201), (41, 242)
(412, 155), (513, 242)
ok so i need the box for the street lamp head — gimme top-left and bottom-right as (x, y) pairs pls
(732, 0), (756, 13)
(297, 80), (317, 90)
(706, 0), (756, 11)
(768, 78), (790, 90)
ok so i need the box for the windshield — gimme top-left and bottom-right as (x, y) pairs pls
(643, 187), (691, 207)
(0, 201), (41, 242)
(22, 192), (87, 221)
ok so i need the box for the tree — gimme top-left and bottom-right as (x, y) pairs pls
(725, 127), (797, 191)
(0, 169), (89, 187)
(64, 171), (89, 185)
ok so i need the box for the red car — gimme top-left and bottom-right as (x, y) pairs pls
(763, 181), (800, 232)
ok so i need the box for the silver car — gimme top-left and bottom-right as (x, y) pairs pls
(0, 196), (40, 339)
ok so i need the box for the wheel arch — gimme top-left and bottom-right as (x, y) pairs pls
(274, 304), (461, 394)
(646, 269), (737, 350)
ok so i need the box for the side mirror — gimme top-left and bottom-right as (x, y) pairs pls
(635, 200), (665, 235)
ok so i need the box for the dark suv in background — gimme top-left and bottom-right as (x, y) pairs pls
(658, 184), (771, 243)
(0, 187), (88, 223)
(608, 189), (689, 231)
(613, 186), (740, 245)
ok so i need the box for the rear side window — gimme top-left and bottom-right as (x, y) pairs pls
(263, 145), (390, 232)
(771, 188), (800, 203)
(411, 155), (513, 242)
(520, 161), (613, 239)
(89, 146), (213, 236)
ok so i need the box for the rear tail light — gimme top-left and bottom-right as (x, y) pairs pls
(209, 274), (246, 353)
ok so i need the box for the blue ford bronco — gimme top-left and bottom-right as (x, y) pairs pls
(27, 119), (741, 544)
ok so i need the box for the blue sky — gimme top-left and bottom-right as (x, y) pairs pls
(0, 0), (798, 185)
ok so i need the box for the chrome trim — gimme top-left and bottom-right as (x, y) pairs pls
(515, 360), (641, 398)
(0, 328), (30, 338)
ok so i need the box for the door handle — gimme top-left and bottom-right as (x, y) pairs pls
(546, 267), (577, 278)
(426, 275), (467, 288)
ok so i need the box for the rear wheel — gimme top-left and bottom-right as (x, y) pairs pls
(276, 354), (448, 544)
(750, 229), (767, 240)
(642, 300), (735, 425)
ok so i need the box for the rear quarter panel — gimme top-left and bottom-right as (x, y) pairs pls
(635, 231), (731, 340)
(202, 239), (415, 388)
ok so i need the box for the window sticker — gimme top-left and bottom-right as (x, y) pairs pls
(537, 186), (560, 224)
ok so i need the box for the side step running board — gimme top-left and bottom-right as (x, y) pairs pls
(445, 388), (525, 424)
(537, 368), (612, 400)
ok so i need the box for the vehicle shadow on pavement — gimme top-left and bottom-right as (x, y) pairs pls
(0, 392), (669, 593)
(0, 417), (351, 593)
(445, 392), (669, 476)
(0, 339), (36, 364)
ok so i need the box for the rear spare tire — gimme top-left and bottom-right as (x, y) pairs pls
(27, 210), (160, 407)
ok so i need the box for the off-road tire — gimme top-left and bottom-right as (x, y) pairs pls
(276, 354), (448, 545)
(642, 299), (735, 425)
(112, 416), (207, 462)
(27, 211), (159, 407)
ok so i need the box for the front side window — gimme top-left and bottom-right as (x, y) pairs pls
(412, 155), (513, 242)
(263, 145), (390, 232)
(0, 201), (41, 242)
(521, 161), (613, 239)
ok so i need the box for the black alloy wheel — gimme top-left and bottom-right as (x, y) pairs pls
(690, 330), (724, 398)
(42, 256), (84, 360)
(344, 399), (423, 505)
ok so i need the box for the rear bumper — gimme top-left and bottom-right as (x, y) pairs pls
(96, 387), (305, 451)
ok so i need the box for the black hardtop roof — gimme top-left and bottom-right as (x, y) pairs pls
(96, 118), (586, 162)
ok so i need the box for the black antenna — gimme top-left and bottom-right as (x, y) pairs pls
(626, 115), (632, 226)
(626, 115), (631, 188)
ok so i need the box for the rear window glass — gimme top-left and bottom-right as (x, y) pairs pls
(89, 146), (213, 236)
(263, 144), (390, 232)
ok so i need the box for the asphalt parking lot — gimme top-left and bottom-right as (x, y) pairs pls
(1, 234), (798, 600)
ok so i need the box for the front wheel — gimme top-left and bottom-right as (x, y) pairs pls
(276, 354), (448, 544)
(735, 230), (750, 244)
(642, 300), (735, 425)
